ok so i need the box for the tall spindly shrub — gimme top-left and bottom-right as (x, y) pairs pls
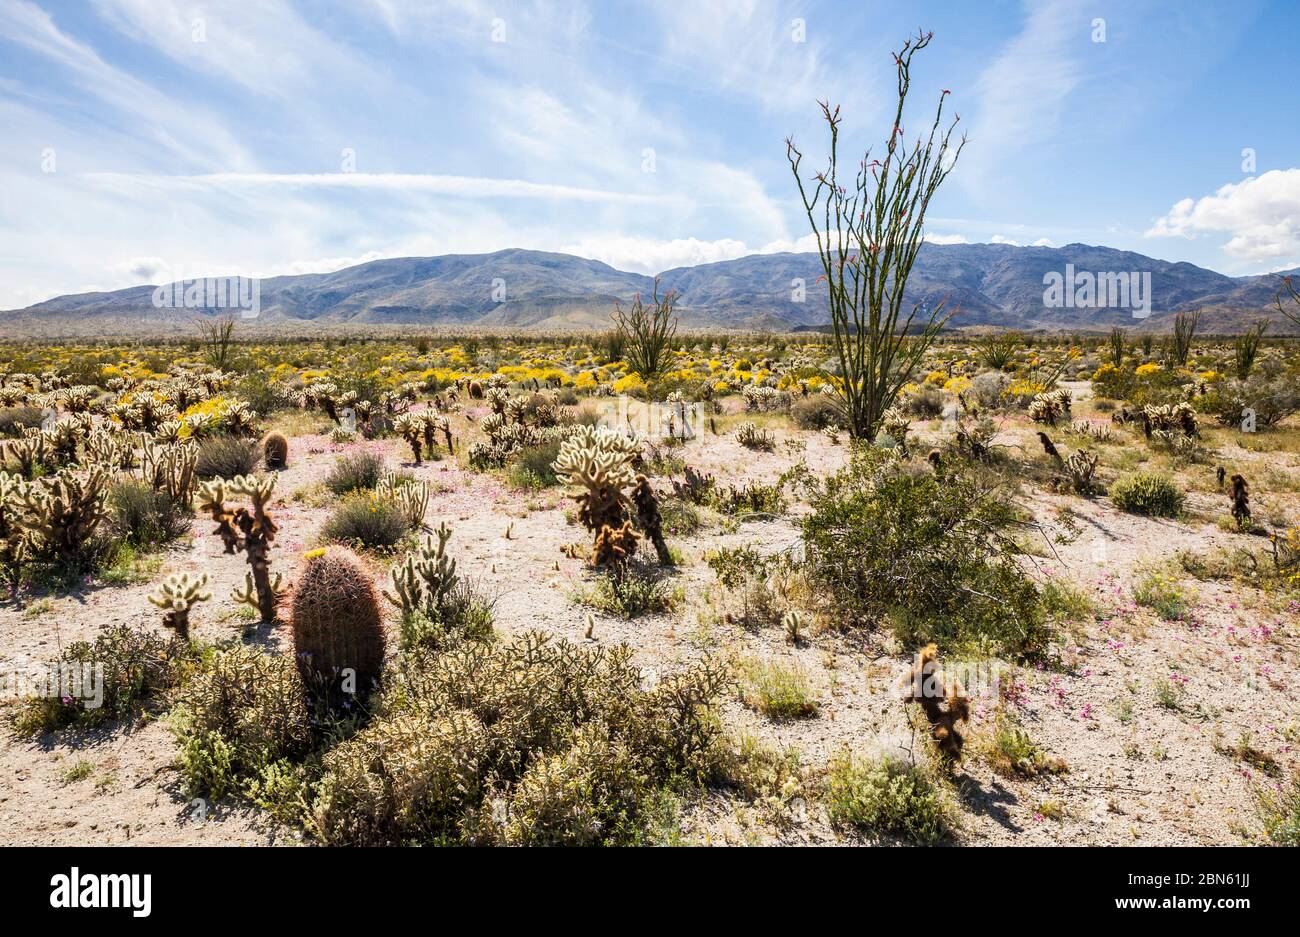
(785, 31), (964, 441)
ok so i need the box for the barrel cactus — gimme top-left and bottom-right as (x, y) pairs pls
(290, 547), (386, 698)
(263, 431), (289, 470)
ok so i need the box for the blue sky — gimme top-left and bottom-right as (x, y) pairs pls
(1, 0), (1297, 309)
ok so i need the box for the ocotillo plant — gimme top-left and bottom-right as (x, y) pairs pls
(197, 474), (285, 622)
(1109, 327), (1126, 367)
(785, 30), (964, 442)
(613, 278), (678, 380)
(1170, 308), (1199, 366)
(1234, 322), (1267, 379)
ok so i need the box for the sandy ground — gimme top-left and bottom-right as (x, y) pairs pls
(2, 397), (1297, 846)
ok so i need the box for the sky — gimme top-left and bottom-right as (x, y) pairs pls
(0, 0), (1297, 310)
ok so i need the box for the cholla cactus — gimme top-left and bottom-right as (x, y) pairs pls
(142, 439), (197, 504)
(422, 412), (451, 457)
(0, 472), (32, 592)
(394, 413), (425, 464)
(742, 384), (790, 412)
(197, 474), (285, 621)
(1062, 449), (1098, 494)
(553, 426), (645, 567)
(383, 521), (458, 619)
(591, 520), (640, 569)
(225, 402), (258, 437)
(136, 397), (177, 434)
(45, 418), (85, 465)
(1069, 420), (1111, 442)
(553, 426), (638, 530)
(1143, 402), (1198, 437)
(147, 571), (211, 639)
(18, 466), (109, 568)
(881, 408), (911, 453)
(3, 432), (48, 479)
(376, 472), (430, 530)
(735, 421), (775, 451)
(85, 429), (138, 471)
(184, 411), (218, 439)
(631, 475), (672, 566)
(1028, 389), (1071, 426)
(60, 386), (97, 414)
(782, 609), (804, 644)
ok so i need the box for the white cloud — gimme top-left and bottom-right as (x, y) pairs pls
(962, 0), (1087, 186)
(558, 236), (751, 274)
(85, 171), (675, 205)
(641, 0), (867, 114)
(924, 233), (969, 245)
(1032, 237), (1054, 247)
(1145, 168), (1300, 264)
(990, 234), (1020, 246)
(0, 0), (254, 170)
(96, 0), (381, 97)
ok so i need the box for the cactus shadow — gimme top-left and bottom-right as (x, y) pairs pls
(956, 774), (1023, 833)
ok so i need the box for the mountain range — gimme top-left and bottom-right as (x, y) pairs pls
(3, 243), (1295, 337)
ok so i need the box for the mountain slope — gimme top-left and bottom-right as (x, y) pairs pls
(3, 244), (1294, 336)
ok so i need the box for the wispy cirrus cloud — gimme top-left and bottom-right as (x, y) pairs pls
(961, 0), (1090, 188)
(84, 171), (678, 205)
(0, 0), (254, 170)
(95, 0), (385, 98)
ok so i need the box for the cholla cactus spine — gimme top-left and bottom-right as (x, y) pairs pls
(17, 466), (109, 568)
(376, 472), (430, 530)
(147, 571), (211, 639)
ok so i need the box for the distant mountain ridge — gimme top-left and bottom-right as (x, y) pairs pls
(3, 244), (1295, 336)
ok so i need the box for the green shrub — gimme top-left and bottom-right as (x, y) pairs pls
(108, 478), (191, 546)
(399, 600), (494, 654)
(577, 568), (682, 619)
(320, 492), (409, 550)
(737, 658), (818, 720)
(790, 394), (842, 430)
(706, 546), (768, 588)
(508, 440), (562, 488)
(0, 406), (44, 437)
(801, 450), (1049, 658)
(1257, 775), (1300, 846)
(12, 625), (196, 736)
(710, 481), (786, 517)
(658, 497), (702, 536)
(1133, 570), (1192, 621)
(900, 384), (944, 418)
(1110, 472), (1184, 517)
(324, 450), (386, 495)
(195, 435), (260, 479)
(987, 717), (1066, 777)
(170, 645), (314, 801)
(825, 752), (953, 844)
